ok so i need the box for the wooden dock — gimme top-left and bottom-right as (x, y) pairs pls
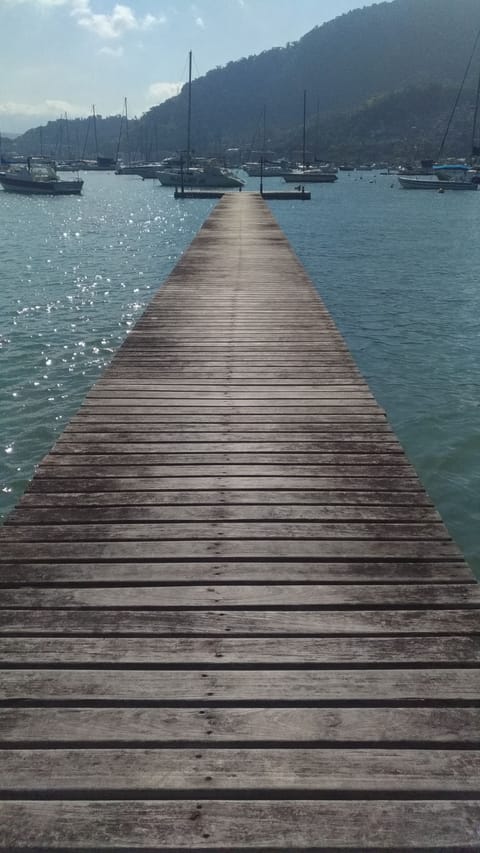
(174, 189), (311, 199)
(0, 192), (479, 850)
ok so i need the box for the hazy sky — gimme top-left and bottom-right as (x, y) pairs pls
(0, 0), (390, 133)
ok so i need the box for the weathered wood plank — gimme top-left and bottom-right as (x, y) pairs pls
(59, 432), (397, 444)
(5, 504), (442, 525)
(52, 441), (403, 454)
(0, 521), (449, 542)
(1, 668), (479, 702)
(1, 748), (480, 793)
(86, 389), (374, 399)
(18, 488), (432, 507)
(27, 476), (424, 492)
(0, 584), (476, 609)
(1, 608), (476, 635)
(39, 452), (413, 467)
(0, 560), (471, 585)
(33, 464), (415, 479)
(0, 540), (462, 561)
(2, 706), (479, 744)
(1, 800), (479, 850)
(69, 412), (389, 423)
(0, 636), (478, 664)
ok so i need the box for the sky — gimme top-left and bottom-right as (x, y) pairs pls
(0, 0), (389, 133)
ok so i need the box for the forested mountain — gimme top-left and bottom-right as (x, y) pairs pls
(8, 0), (480, 163)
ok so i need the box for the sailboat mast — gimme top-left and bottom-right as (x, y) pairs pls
(437, 25), (480, 160)
(64, 112), (71, 162)
(302, 89), (307, 171)
(124, 98), (130, 165)
(92, 104), (99, 160)
(186, 50), (192, 170)
(472, 67), (480, 156)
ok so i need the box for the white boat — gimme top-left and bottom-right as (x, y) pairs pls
(158, 162), (244, 188)
(0, 160), (83, 195)
(284, 168), (337, 183)
(242, 161), (288, 177)
(116, 162), (164, 178)
(398, 165), (478, 190)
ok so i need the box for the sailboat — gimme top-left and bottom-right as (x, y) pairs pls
(62, 105), (116, 171)
(398, 27), (480, 191)
(158, 52), (244, 189)
(283, 90), (337, 184)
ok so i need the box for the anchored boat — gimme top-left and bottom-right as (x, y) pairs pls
(398, 164), (478, 190)
(0, 159), (83, 195)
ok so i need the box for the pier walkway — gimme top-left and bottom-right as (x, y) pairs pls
(0, 193), (479, 849)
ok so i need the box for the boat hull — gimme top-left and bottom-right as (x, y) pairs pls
(398, 176), (477, 190)
(158, 170), (244, 189)
(283, 172), (337, 183)
(0, 173), (83, 195)
(116, 165), (162, 178)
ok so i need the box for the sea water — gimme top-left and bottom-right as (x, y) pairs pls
(0, 170), (479, 576)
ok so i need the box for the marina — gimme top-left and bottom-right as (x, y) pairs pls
(0, 192), (479, 849)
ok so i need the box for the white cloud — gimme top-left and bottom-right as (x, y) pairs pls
(70, 1), (166, 39)
(147, 81), (182, 105)
(0, 0), (69, 5)
(99, 44), (123, 57)
(195, 15), (205, 28)
(0, 98), (88, 118)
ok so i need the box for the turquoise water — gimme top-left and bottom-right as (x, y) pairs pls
(0, 171), (479, 575)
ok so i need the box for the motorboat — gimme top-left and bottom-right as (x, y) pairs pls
(284, 167), (337, 183)
(158, 161), (244, 189)
(242, 161), (289, 177)
(0, 160), (83, 195)
(116, 162), (164, 178)
(398, 164), (478, 190)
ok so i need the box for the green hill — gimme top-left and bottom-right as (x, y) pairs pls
(10, 0), (480, 163)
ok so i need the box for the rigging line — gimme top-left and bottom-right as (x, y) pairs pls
(437, 22), (480, 160)
(114, 110), (124, 165)
(81, 114), (90, 160)
(472, 48), (480, 154)
(249, 106), (267, 158)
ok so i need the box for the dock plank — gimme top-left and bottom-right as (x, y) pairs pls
(1, 800), (480, 851)
(0, 583), (477, 609)
(1, 667), (480, 702)
(1, 636), (479, 664)
(1, 608), (479, 635)
(0, 560), (471, 584)
(1, 748), (480, 793)
(2, 706), (480, 744)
